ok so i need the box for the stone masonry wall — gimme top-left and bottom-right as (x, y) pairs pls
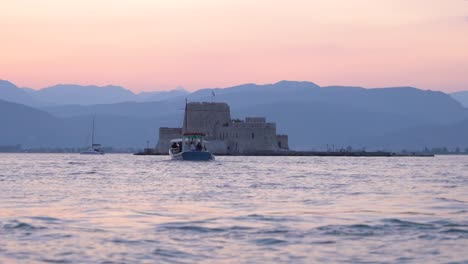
(183, 102), (231, 138)
(155, 102), (289, 154)
(156, 127), (182, 154)
(218, 120), (279, 154)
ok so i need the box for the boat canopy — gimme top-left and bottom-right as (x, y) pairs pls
(171, 138), (210, 143)
(181, 133), (206, 141)
(183, 132), (206, 136)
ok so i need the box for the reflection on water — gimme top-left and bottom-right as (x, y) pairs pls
(0, 154), (467, 263)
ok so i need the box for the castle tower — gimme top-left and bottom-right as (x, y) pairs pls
(182, 102), (231, 138)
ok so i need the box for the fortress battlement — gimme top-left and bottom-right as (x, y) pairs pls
(156, 102), (288, 154)
(227, 120), (276, 129)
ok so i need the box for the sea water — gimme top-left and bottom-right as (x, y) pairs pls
(0, 154), (467, 263)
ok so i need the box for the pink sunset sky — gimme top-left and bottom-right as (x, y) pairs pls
(1, 0), (467, 92)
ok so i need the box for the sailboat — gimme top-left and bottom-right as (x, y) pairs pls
(80, 116), (105, 155)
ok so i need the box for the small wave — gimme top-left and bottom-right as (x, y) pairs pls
(249, 183), (283, 188)
(382, 218), (435, 229)
(396, 257), (415, 262)
(43, 233), (73, 239)
(3, 220), (46, 231)
(399, 211), (435, 216)
(256, 228), (289, 235)
(288, 175), (306, 178)
(30, 216), (60, 222)
(430, 220), (468, 227)
(158, 223), (224, 233)
(132, 210), (166, 217)
(69, 171), (96, 176)
(311, 240), (336, 244)
(70, 226), (107, 233)
(40, 258), (71, 264)
(316, 219), (468, 240)
(253, 238), (287, 245)
(239, 214), (298, 222)
(435, 197), (467, 203)
(153, 248), (195, 259)
(441, 228), (468, 234)
(317, 224), (377, 236)
(110, 238), (143, 244)
(67, 162), (85, 165)
(158, 221), (253, 234)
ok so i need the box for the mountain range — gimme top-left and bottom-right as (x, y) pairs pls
(1, 79), (467, 150)
(451, 91), (468, 108)
(0, 80), (189, 106)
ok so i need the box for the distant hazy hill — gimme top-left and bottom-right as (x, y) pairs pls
(33, 84), (138, 105)
(1, 80), (467, 150)
(1, 81), (189, 106)
(451, 91), (468, 108)
(138, 88), (189, 102)
(233, 101), (425, 150)
(371, 119), (468, 150)
(0, 99), (180, 148)
(41, 101), (181, 119)
(0, 80), (38, 106)
(175, 81), (466, 125)
(0, 99), (61, 146)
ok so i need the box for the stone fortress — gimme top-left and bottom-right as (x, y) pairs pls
(156, 102), (289, 154)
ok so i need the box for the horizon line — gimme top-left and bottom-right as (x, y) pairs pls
(1, 78), (465, 94)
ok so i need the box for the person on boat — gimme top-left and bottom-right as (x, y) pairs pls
(171, 142), (180, 153)
(196, 142), (202, 151)
(171, 142), (178, 149)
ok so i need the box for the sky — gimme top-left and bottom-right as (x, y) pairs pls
(1, 0), (467, 92)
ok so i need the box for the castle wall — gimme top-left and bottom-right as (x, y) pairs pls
(218, 118), (279, 154)
(205, 140), (228, 154)
(183, 102), (231, 138)
(156, 127), (182, 153)
(245, 117), (266, 123)
(155, 102), (289, 155)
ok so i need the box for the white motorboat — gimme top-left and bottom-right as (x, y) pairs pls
(169, 133), (214, 161)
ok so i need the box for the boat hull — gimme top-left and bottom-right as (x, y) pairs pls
(170, 150), (214, 161)
(80, 151), (105, 155)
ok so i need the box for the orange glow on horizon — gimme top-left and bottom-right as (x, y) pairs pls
(1, 0), (467, 92)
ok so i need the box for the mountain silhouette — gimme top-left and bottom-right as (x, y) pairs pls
(451, 91), (468, 108)
(0, 80), (38, 106)
(1, 80), (467, 150)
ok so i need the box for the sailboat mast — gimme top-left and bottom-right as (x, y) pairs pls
(184, 98), (188, 133)
(91, 116), (95, 146)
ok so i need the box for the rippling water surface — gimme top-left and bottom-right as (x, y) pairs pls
(1, 154), (468, 263)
